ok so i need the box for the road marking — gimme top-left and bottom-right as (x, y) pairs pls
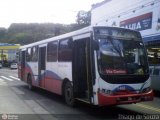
(0, 78), (4, 82)
(9, 76), (20, 81)
(136, 103), (160, 113)
(0, 76), (13, 81)
(0, 78), (7, 85)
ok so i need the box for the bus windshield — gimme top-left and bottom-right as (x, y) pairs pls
(97, 35), (148, 75)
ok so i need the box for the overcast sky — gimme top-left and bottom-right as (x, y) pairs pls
(0, 0), (103, 28)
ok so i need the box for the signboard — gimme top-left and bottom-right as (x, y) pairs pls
(157, 11), (160, 31)
(120, 12), (152, 31)
(91, 0), (160, 42)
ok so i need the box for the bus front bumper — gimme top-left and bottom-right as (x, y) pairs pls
(98, 90), (153, 106)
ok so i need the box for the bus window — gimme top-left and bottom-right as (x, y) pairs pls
(31, 46), (38, 61)
(58, 39), (72, 62)
(26, 47), (32, 61)
(149, 68), (153, 75)
(47, 41), (58, 62)
(18, 51), (21, 62)
(153, 69), (160, 75)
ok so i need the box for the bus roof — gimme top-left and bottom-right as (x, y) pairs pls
(20, 26), (140, 50)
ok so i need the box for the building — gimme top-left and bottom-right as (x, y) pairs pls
(91, 0), (160, 65)
(0, 43), (20, 66)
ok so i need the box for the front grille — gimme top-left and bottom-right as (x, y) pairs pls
(117, 96), (140, 102)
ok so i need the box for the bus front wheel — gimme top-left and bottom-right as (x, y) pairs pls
(64, 82), (75, 106)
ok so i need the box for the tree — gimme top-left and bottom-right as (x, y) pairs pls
(76, 10), (91, 26)
(0, 20), (91, 45)
(0, 27), (7, 42)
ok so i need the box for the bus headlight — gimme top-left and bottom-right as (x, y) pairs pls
(99, 88), (112, 95)
(141, 87), (151, 93)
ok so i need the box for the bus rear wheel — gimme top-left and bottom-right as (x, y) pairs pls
(27, 74), (34, 90)
(64, 82), (75, 106)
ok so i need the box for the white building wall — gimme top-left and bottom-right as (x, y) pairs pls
(91, 0), (160, 39)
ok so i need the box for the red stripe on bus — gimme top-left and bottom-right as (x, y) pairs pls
(45, 78), (62, 95)
(98, 90), (153, 106)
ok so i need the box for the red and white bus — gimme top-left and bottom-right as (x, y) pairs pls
(18, 26), (153, 106)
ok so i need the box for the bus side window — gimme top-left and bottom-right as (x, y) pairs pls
(149, 68), (153, 75)
(26, 47), (32, 61)
(31, 46), (38, 61)
(18, 51), (21, 63)
(58, 39), (72, 62)
(47, 41), (58, 62)
(153, 69), (160, 75)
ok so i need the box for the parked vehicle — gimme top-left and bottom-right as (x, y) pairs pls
(10, 63), (18, 69)
(149, 65), (160, 91)
(0, 63), (2, 68)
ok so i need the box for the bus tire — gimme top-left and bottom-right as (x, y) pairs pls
(64, 81), (75, 106)
(27, 74), (34, 90)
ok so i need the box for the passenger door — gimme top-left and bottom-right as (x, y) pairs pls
(20, 50), (26, 81)
(72, 36), (93, 102)
(38, 46), (46, 88)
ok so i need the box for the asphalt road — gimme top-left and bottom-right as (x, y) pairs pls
(0, 68), (160, 120)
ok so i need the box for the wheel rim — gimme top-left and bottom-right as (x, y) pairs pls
(65, 83), (73, 105)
